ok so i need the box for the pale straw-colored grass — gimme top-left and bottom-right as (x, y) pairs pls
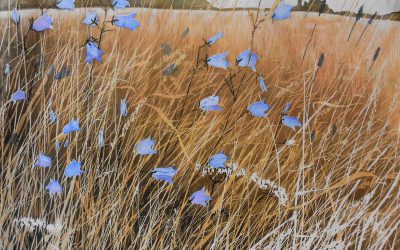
(0, 7), (399, 249)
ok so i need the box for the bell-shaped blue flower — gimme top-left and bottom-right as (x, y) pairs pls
(283, 103), (292, 113)
(207, 52), (230, 70)
(152, 166), (178, 184)
(47, 64), (55, 76)
(112, 0), (130, 9)
(11, 90), (27, 102)
(200, 95), (222, 111)
(35, 153), (52, 168)
(190, 187), (211, 206)
(237, 49), (259, 71)
(134, 137), (157, 155)
(85, 41), (105, 64)
(56, 0), (75, 10)
(32, 13), (53, 32)
(208, 151), (228, 169)
(258, 76), (268, 92)
(282, 116), (302, 130)
(65, 160), (83, 177)
(62, 119), (80, 134)
(46, 179), (62, 195)
(82, 11), (99, 27)
(50, 110), (56, 124)
(120, 98), (128, 117)
(112, 12), (139, 31)
(12, 9), (20, 24)
(248, 100), (270, 117)
(98, 129), (105, 148)
(208, 32), (223, 45)
(273, 2), (292, 20)
(54, 67), (70, 80)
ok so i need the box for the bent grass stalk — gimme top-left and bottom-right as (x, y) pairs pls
(1, 7), (399, 249)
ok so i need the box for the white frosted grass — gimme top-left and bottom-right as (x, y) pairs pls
(194, 163), (289, 205)
(14, 217), (63, 236)
(251, 172), (289, 205)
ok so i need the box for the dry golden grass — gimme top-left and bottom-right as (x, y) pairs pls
(1, 8), (400, 249)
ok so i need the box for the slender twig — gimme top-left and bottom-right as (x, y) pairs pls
(301, 24), (317, 63)
(160, 43), (207, 165)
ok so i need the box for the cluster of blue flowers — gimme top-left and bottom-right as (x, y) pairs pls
(199, 28), (302, 130)
(9, 1), (296, 207)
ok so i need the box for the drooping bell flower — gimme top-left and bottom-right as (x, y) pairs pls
(282, 116), (302, 130)
(208, 151), (228, 169)
(32, 13), (53, 32)
(134, 137), (157, 155)
(112, 12), (140, 31)
(190, 187), (211, 206)
(85, 41), (105, 64)
(200, 95), (222, 112)
(206, 52), (230, 70)
(248, 100), (270, 117)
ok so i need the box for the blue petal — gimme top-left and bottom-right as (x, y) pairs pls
(283, 103), (292, 113)
(46, 179), (62, 194)
(282, 116), (302, 130)
(11, 90), (27, 102)
(35, 153), (52, 168)
(135, 137), (157, 155)
(248, 100), (270, 117)
(258, 76), (268, 92)
(208, 151), (228, 168)
(50, 110), (57, 124)
(82, 11), (99, 27)
(208, 32), (223, 45)
(113, 12), (140, 31)
(190, 187), (211, 206)
(85, 41), (105, 64)
(54, 67), (70, 80)
(62, 119), (80, 134)
(237, 49), (259, 71)
(152, 166), (178, 184)
(32, 14), (53, 32)
(64, 160), (83, 177)
(112, 0), (130, 9)
(200, 95), (222, 111)
(207, 52), (230, 70)
(56, 0), (75, 10)
(273, 2), (292, 20)
(12, 9), (20, 24)
(120, 99), (128, 117)
(205, 105), (222, 111)
(47, 65), (55, 76)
